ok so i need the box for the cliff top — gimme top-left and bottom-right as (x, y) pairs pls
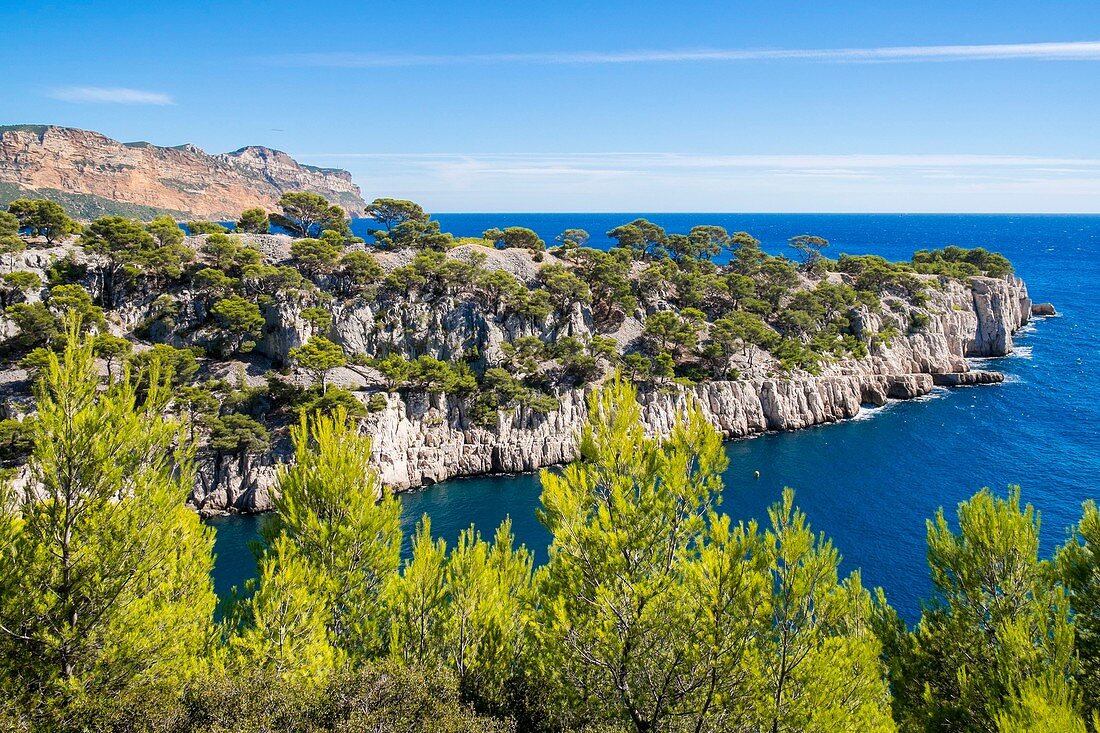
(0, 124), (366, 220)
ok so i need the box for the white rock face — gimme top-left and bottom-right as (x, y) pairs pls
(190, 274), (1032, 513)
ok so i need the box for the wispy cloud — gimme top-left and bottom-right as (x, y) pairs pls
(294, 152), (1100, 169)
(291, 151), (1100, 213)
(47, 86), (174, 105)
(267, 40), (1100, 68)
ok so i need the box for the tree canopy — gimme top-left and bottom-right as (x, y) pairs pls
(236, 207), (270, 234)
(0, 347), (1095, 733)
(483, 226), (545, 252)
(8, 199), (80, 243)
(270, 192), (349, 238)
(289, 336), (347, 392)
(0, 331), (214, 723)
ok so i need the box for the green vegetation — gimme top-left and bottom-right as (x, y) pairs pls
(372, 353), (478, 395)
(236, 206), (270, 234)
(8, 198), (80, 243)
(271, 191), (352, 238)
(0, 330), (214, 725)
(0, 194), (1021, 488)
(483, 225), (546, 253)
(912, 245), (1014, 278)
(211, 294), (264, 355)
(365, 196), (454, 251)
(0, 181), (190, 220)
(80, 214), (194, 304)
(199, 232), (261, 272)
(185, 220), (229, 235)
(0, 210), (26, 270)
(789, 233), (830, 273)
(289, 336), (346, 392)
(228, 406), (401, 672)
(876, 487), (1078, 732)
(2, 364), (1095, 732)
(291, 231), (344, 277)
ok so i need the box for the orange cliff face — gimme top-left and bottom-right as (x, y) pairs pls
(0, 125), (365, 220)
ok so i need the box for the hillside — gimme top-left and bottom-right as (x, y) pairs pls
(0, 203), (1036, 514)
(0, 125), (365, 220)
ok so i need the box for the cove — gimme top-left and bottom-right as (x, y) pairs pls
(210, 214), (1100, 624)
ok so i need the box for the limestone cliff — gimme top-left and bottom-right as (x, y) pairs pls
(349, 277), (1029, 494)
(0, 231), (1034, 515)
(0, 125), (365, 219)
(186, 264), (1032, 514)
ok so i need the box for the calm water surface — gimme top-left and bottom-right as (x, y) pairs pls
(211, 214), (1100, 622)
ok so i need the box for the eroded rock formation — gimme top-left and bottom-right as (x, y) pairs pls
(188, 269), (1032, 514)
(0, 125), (364, 219)
(0, 230), (1034, 515)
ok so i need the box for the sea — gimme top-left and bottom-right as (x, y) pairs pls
(207, 214), (1100, 622)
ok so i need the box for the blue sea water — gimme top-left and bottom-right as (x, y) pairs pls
(210, 214), (1100, 623)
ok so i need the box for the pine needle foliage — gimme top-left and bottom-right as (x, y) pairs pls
(0, 324), (215, 723)
(227, 405), (401, 677)
(532, 377), (894, 733)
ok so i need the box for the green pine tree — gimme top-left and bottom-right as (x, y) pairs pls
(532, 376), (728, 731)
(387, 516), (449, 668)
(230, 405), (401, 670)
(386, 517), (532, 710)
(224, 534), (340, 684)
(531, 377), (895, 733)
(1058, 500), (1100, 716)
(757, 490), (895, 733)
(994, 676), (1091, 733)
(877, 487), (1075, 733)
(0, 326), (215, 724)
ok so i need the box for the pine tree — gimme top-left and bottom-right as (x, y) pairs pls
(878, 487), (1075, 732)
(681, 510), (771, 733)
(224, 534), (340, 684)
(757, 490), (894, 733)
(531, 377), (895, 733)
(1058, 500), (1100, 715)
(532, 376), (728, 731)
(994, 676), (1090, 733)
(0, 326), (215, 722)
(289, 335), (347, 393)
(386, 517), (533, 710)
(258, 406), (401, 659)
(387, 516), (449, 667)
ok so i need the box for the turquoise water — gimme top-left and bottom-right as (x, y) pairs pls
(211, 214), (1100, 622)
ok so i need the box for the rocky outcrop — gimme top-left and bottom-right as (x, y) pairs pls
(191, 272), (1034, 512)
(1032, 303), (1057, 317)
(192, 452), (284, 516)
(932, 371), (1005, 387)
(0, 125), (365, 219)
(968, 277), (1032, 356)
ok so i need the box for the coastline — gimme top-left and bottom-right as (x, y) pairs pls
(192, 274), (1037, 516)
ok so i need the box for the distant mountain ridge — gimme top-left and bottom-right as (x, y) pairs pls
(0, 125), (366, 220)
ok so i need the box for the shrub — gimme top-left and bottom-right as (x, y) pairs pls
(237, 207), (270, 234)
(187, 220), (229, 235)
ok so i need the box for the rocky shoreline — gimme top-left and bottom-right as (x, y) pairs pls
(190, 273), (1035, 516)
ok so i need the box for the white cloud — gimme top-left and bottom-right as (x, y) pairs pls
(291, 151), (1100, 213)
(294, 152), (1100, 170)
(47, 86), (174, 105)
(268, 40), (1100, 67)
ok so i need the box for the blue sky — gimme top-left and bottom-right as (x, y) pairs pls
(2, 1), (1100, 212)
